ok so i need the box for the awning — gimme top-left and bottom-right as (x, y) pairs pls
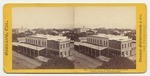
(75, 42), (107, 50)
(12, 42), (45, 51)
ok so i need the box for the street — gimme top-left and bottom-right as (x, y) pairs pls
(74, 50), (103, 69)
(12, 51), (42, 69)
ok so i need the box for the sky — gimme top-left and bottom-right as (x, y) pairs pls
(12, 6), (136, 29)
(74, 6), (136, 29)
(12, 7), (74, 29)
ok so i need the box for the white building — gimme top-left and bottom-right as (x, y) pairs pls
(13, 34), (72, 58)
(12, 27), (28, 34)
(75, 34), (134, 58)
(76, 27), (90, 33)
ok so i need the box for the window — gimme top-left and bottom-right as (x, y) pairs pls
(68, 51), (70, 56)
(60, 52), (63, 57)
(126, 51), (128, 55)
(125, 44), (126, 48)
(122, 44), (124, 49)
(90, 38), (91, 42)
(104, 41), (105, 46)
(106, 41), (107, 46)
(42, 41), (44, 46)
(38, 40), (40, 45)
(67, 43), (69, 47)
(61, 44), (63, 48)
(33, 40), (34, 44)
(68, 43), (70, 47)
(128, 43), (130, 47)
(97, 40), (99, 44)
(93, 39), (94, 43)
(100, 40), (102, 44)
(122, 52), (124, 57)
(64, 51), (66, 55)
(130, 50), (132, 56)
(60, 44), (61, 49)
(98, 40), (100, 45)
(31, 39), (33, 43)
(36, 40), (38, 45)
(87, 38), (89, 42)
(45, 42), (46, 46)
(33, 40), (35, 44)
(29, 39), (31, 43)
(63, 44), (65, 48)
(92, 39), (94, 43)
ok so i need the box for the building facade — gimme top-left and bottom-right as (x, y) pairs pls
(13, 34), (72, 59)
(75, 34), (134, 58)
(76, 27), (90, 33)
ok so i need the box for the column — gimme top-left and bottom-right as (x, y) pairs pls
(23, 47), (25, 54)
(33, 50), (35, 57)
(94, 49), (96, 57)
(87, 47), (89, 55)
(90, 48), (92, 56)
(91, 49), (94, 57)
(38, 50), (39, 56)
(99, 50), (101, 56)
(25, 48), (26, 55)
(30, 49), (32, 57)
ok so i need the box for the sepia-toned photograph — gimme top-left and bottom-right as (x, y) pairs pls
(12, 6), (136, 69)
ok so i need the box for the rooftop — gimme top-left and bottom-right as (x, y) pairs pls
(28, 34), (70, 42)
(90, 34), (132, 42)
(12, 42), (45, 51)
(74, 42), (107, 50)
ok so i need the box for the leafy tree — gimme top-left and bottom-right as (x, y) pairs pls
(12, 32), (26, 42)
(124, 32), (136, 40)
(97, 57), (136, 69)
(36, 57), (74, 69)
(79, 32), (87, 37)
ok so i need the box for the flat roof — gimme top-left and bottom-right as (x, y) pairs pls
(12, 42), (45, 51)
(90, 34), (132, 42)
(74, 42), (80, 45)
(28, 34), (70, 42)
(74, 42), (107, 50)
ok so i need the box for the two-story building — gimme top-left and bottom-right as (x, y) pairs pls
(12, 34), (72, 58)
(74, 34), (134, 58)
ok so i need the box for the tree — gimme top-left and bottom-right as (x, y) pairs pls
(124, 32), (136, 40)
(36, 57), (74, 69)
(12, 32), (26, 42)
(97, 57), (136, 69)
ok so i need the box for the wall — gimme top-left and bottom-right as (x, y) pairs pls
(121, 40), (132, 57)
(87, 36), (109, 47)
(25, 37), (47, 47)
(59, 41), (71, 57)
